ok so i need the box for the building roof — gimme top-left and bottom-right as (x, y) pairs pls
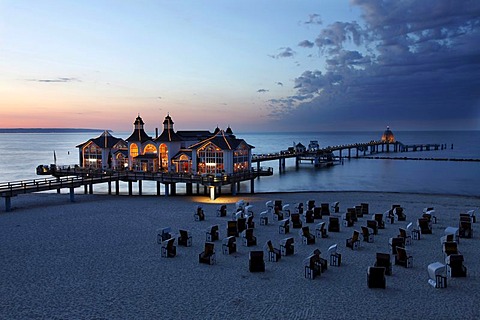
(177, 130), (212, 141)
(76, 130), (125, 149)
(126, 129), (152, 142)
(172, 149), (193, 160)
(155, 129), (183, 142)
(188, 130), (253, 150)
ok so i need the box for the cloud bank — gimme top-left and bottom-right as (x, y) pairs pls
(270, 0), (480, 130)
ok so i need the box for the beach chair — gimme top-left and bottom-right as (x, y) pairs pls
(346, 230), (360, 250)
(236, 199), (246, 212)
(294, 202), (304, 214)
(161, 238), (176, 258)
(361, 203), (369, 216)
(242, 228), (257, 247)
(361, 226), (374, 243)
(329, 202), (339, 214)
(389, 237), (404, 255)
(206, 225), (219, 242)
(442, 241), (458, 257)
(304, 252), (322, 279)
(282, 204), (291, 218)
(409, 221), (421, 240)
(246, 215), (255, 229)
(367, 266), (386, 289)
(328, 216), (340, 232)
(459, 220), (473, 238)
(222, 236), (236, 255)
(321, 202), (331, 216)
(244, 204), (254, 218)
(328, 244), (341, 266)
(272, 208), (284, 222)
(423, 209), (437, 224)
(395, 247), (413, 268)
(313, 207), (322, 219)
(157, 227), (172, 244)
(445, 254), (467, 277)
(342, 210), (354, 227)
(217, 204), (227, 217)
(194, 205), (205, 221)
(442, 226), (459, 244)
(249, 251), (265, 272)
(265, 200), (274, 213)
(237, 217), (247, 234)
(398, 227), (411, 245)
(467, 209), (476, 223)
(307, 200), (315, 211)
(178, 229), (192, 247)
(279, 218), (290, 234)
(301, 226), (316, 245)
(372, 213), (385, 229)
(366, 220), (378, 235)
(265, 240), (281, 262)
(259, 210), (269, 226)
(421, 213), (434, 229)
(227, 220), (239, 237)
(353, 206), (361, 220)
(315, 222), (328, 239)
(417, 218), (432, 234)
(274, 199), (282, 211)
(291, 213), (303, 228)
(199, 242), (216, 265)
(427, 262), (447, 288)
(374, 252), (392, 276)
(394, 206), (406, 221)
(304, 210), (314, 223)
(280, 237), (295, 256)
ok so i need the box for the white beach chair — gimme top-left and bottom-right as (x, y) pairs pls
(259, 210), (269, 225)
(427, 262), (447, 288)
(327, 244), (341, 266)
(282, 204), (291, 218)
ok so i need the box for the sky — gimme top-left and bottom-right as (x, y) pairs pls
(0, 0), (479, 133)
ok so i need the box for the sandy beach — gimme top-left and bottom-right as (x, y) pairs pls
(0, 191), (479, 319)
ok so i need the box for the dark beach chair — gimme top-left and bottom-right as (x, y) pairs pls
(161, 238), (176, 258)
(280, 237), (295, 256)
(206, 224), (219, 242)
(304, 210), (314, 223)
(315, 222), (328, 239)
(199, 242), (216, 265)
(194, 205), (205, 221)
(222, 236), (236, 255)
(301, 226), (315, 245)
(367, 266), (386, 289)
(216, 204), (227, 217)
(346, 230), (360, 250)
(291, 213), (302, 228)
(242, 228), (257, 247)
(366, 219), (378, 235)
(328, 216), (340, 232)
(374, 252), (392, 275)
(265, 240), (281, 262)
(446, 254), (466, 277)
(249, 251), (265, 272)
(389, 237), (404, 255)
(395, 247), (413, 268)
(279, 218), (290, 234)
(178, 229), (192, 247)
(227, 220), (238, 237)
(361, 226), (374, 243)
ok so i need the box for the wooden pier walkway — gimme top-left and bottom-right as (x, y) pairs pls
(1, 167), (273, 212)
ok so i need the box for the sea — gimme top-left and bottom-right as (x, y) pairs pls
(0, 130), (479, 197)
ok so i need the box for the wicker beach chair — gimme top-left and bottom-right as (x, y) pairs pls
(161, 238), (177, 258)
(304, 209), (315, 223)
(222, 236), (236, 255)
(367, 266), (386, 289)
(246, 215), (255, 229)
(315, 222), (328, 239)
(445, 254), (466, 277)
(417, 218), (432, 234)
(206, 225), (219, 242)
(328, 244), (341, 266)
(178, 229), (192, 247)
(398, 227), (411, 245)
(279, 218), (290, 234)
(301, 226), (315, 245)
(194, 205), (205, 221)
(241, 228), (257, 247)
(304, 252), (322, 279)
(366, 219), (378, 235)
(343, 210), (354, 227)
(389, 237), (405, 255)
(361, 226), (374, 243)
(374, 252), (392, 275)
(291, 213), (303, 228)
(157, 227), (172, 244)
(346, 230), (360, 250)
(328, 216), (340, 233)
(199, 242), (216, 265)
(237, 217), (247, 234)
(249, 251), (265, 272)
(280, 237), (295, 256)
(227, 220), (238, 237)
(395, 247), (413, 268)
(442, 241), (458, 257)
(265, 240), (281, 262)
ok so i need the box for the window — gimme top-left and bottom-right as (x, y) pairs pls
(159, 143), (168, 170)
(233, 143), (249, 172)
(83, 142), (102, 168)
(144, 143), (157, 154)
(197, 143), (223, 174)
(130, 143), (139, 157)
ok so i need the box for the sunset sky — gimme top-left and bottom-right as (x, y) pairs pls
(1, 0), (479, 133)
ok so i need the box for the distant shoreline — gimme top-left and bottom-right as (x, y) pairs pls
(0, 128), (105, 133)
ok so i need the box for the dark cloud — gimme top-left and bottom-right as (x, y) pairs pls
(303, 13), (322, 25)
(269, 0), (480, 130)
(27, 77), (80, 83)
(298, 40), (315, 48)
(276, 82), (283, 86)
(257, 89), (269, 93)
(269, 47), (296, 59)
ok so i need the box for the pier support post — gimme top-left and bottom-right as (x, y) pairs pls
(5, 196), (11, 212)
(157, 181), (161, 196)
(217, 185), (221, 195)
(138, 180), (142, 196)
(196, 183), (200, 194)
(69, 188), (75, 202)
(56, 177), (61, 194)
(89, 183), (93, 194)
(231, 183), (237, 195)
(128, 181), (133, 196)
(209, 186), (216, 200)
(237, 182), (241, 192)
(250, 179), (255, 194)
(171, 183), (176, 195)
(186, 183), (193, 195)
(115, 180), (120, 195)
(164, 183), (170, 196)
(108, 181), (112, 195)
(257, 162), (261, 179)
(84, 184), (88, 194)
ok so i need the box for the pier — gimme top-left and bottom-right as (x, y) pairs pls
(252, 140), (443, 172)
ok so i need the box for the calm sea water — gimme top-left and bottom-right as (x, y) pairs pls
(0, 131), (479, 196)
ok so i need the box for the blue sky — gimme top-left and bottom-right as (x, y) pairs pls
(0, 0), (479, 132)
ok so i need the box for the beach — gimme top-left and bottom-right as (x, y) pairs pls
(0, 191), (479, 319)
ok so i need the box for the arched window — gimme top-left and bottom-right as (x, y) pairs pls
(144, 143), (157, 154)
(159, 143), (168, 170)
(130, 144), (138, 157)
(197, 143), (223, 174)
(82, 142), (102, 168)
